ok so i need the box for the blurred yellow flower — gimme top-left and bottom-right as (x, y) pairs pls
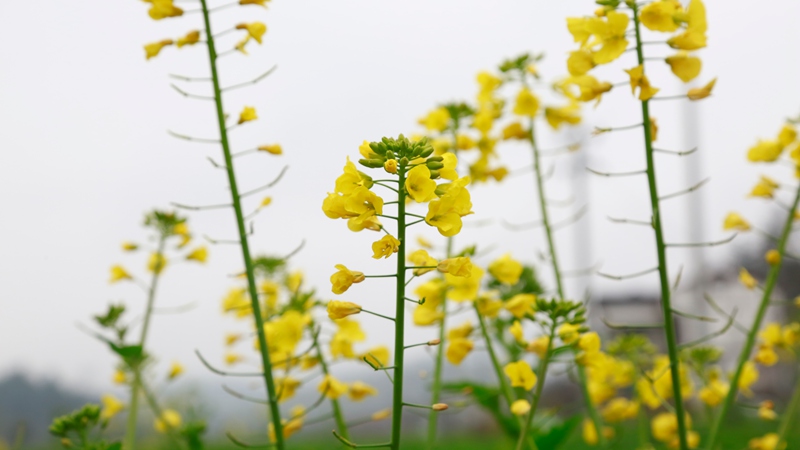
(665, 52), (701, 82)
(418, 107), (450, 132)
(513, 88), (540, 117)
(625, 65), (659, 101)
(318, 375), (348, 399)
(186, 246), (208, 263)
(109, 265), (132, 283)
(687, 78), (716, 100)
(235, 22), (267, 44)
(437, 257), (473, 277)
(167, 361), (184, 380)
(327, 300), (362, 320)
(347, 381), (378, 401)
(510, 399), (531, 416)
(144, 39), (173, 60)
(148, 252), (167, 274)
(504, 360), (537, 391)
(723, 212), (751, 231)
(258, 144), (283, 155)
(100, 394), (125, 421)
(238, 106), (258, 124)
(154, 409), (182, 433)
(177, 30), (200, 48)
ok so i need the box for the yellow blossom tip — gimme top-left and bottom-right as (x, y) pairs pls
(432, 403), (449, 411)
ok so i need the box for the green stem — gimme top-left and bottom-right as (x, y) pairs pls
(123, 235), (167, 450)
(390, 164), (408, 450)
(313, 323), (350, 441)
(528, 116), (605, 445)
(776, 365), (800, 448)
(475, 309), (538, 450)
(198, 2), (285, 447)
(706, 183), (800, 449)
(426, 237), (453, 449)
(515, 323), (557, 450)
(631, 5), (688, 449)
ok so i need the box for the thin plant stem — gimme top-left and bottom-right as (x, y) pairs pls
(527, 115), (605, 445)
(139, 375), (185, 449)
(475, 308), (538, 450)
(706, 183), (800, 449)
(312, 323), (350, 440)
(390, 163), (408, 450)
(631, 5), (688, 449)
(123, 235), (166, 450)
(426, 236), (453, 449)
(515, 322), (557, 450)
(198, 1), (285, 447)
(776, 366), (800, 448)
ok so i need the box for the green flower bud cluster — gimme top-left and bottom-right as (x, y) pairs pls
(50, 404), (120, 450)
(535, 298), (588, 328)
(359, 134), (435, 168)
(144, 209), (187, 237)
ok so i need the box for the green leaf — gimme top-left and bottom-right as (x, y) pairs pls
(534, 415), (580, 450)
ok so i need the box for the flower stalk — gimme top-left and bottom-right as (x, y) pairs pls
(312, 322), (350, 441)
(631, 4), (688, 449)
(426, 233), (452, 448)
(706, 182), (800, 449)
(198, 1), (285, 447)
(390, 163), (408, 450)
(123, 234), (167, 450)
(515, 322), (556, 450)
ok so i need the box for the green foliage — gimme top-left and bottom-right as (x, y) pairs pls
(49, 404), (120, 450)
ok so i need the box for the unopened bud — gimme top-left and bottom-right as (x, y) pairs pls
(432, 403), (449, 411)
(427, 338), (441, 346)
(427, 161), (444, 170)
(429, 169), (440, 179)
(384, 159), (398, 174)
(419, 147), (434, 158)
(427, 156), (444, 163)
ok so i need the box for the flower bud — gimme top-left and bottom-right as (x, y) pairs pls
(427, 338), (441, 346)
(427, 161), (444, 170)
(427, 155), (444, 163)
(432, 403), (449, 411)
(384, 159), (398, 174)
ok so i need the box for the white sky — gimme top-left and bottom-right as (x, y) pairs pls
(1, 0), (800, 395)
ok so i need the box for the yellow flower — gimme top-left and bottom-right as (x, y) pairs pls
(425, 177), (472, 237)
(567, 49), (595, 76)
(145, 39), (173, 60)
(167, 361), (184, 380)
(185, 246), (208, 263)
(240, 0), (270, 6)
(739, 268), (758, 290)
(602, 397), (639, 423)
(625, 65), (659, 101)
(510, 399), (531, 416)
(224, 352), (243, 365)
(438, 154), (459, 182)
(260, 197), (272, 208)
(258, 144), (283, 155)
(582, 418), (598, 446)
(360, 346), (390, 367)
(723, 212), (751, 231)
(327, 300), (362, 320)
(651, 412), (684, 443)
(100, 394), (125, 421)
(437, 257), (473, 277)
(687, 78), (716, 100)
(526, 336), (550, 358)
(586, 11), (630, 64)
(476, 71), (502, 103)
(408, 249), (438, 276)
(276, 377), (301, 402)
(416, 235), (433, 249)
(330, 264), (365, 294)
(502, 122), (528, 140)
(560, 75), (613, 105)
(109, 265), (132, 283)
(668, 0), (707, 50)
(509, 321), (524, 343)
(665, 52), (702, 82)
(698, 379), (729, 407)
(545, 104), (582, 130)
(739, 361), (759, 397)
(122, 242), (138, 251)
(384, 159), (398, 174)
(748, 433), (781, 450)
(504, 360), (537, 391)
(445, 264), (483, 301)
(145, 0), (183, 20)
(782, 323), (800, 347)
(578, 332), (601, 353)
(238, 106), (257, 124)
(405, 165), (437, 202)
(418, 107), (450, 132)
(348, 381), (378, 401)
(176, 30), (200, 48)
(476, 294), (503, 318)
(446, 338), (474, 365)
(513, 88), (540, 117)
(235, 22), (267, 44)
(330, 318), (365, 359)
(372, 409), (391, 421)
(558, 323), (582, 345)
(640, 1), (682, 32)
(505, 294), (536, 319)
(758, 400), (777, 420)
(765, 249), (781, 266)
(222, 288), (252, 318)
(113, 369), (127, 384)
(371, 235), (401, 259)
(318, 375), (348, 399)
(747, 140), (783, 163)
(148, 253), (167, 274)
(754, 344), (778, 366)
(456, 134), (476, 150)
(154, 409), (182, 433)
(651, 117), (659, 141)
(489, 253), (522, 284)
(750, 176), (779, 198)
(778, 124), (797, 147)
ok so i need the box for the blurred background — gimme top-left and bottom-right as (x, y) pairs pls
(2, 0), (800, 447)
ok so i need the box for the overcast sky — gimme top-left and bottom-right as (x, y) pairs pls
(1, 0), (800, 396)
